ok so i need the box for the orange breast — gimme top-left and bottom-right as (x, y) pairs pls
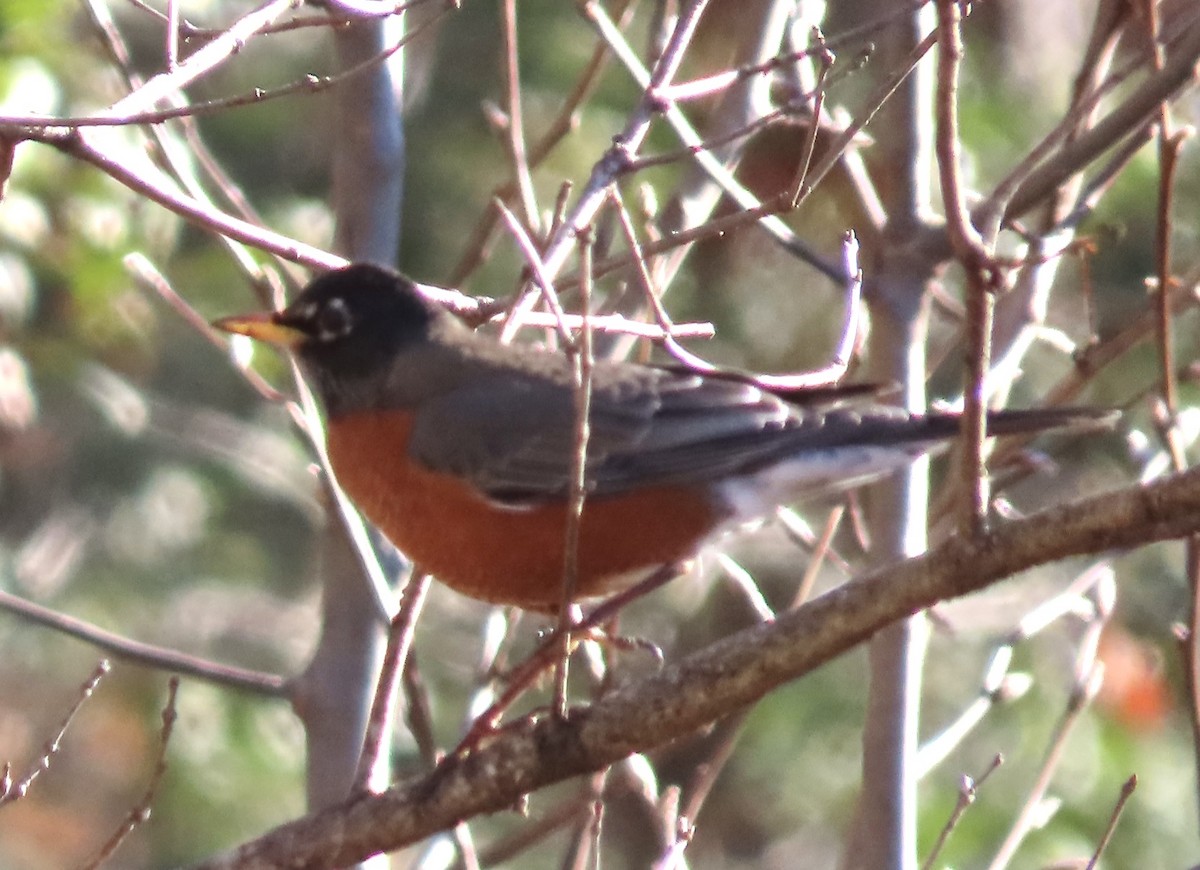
(325, 411), (724, 609)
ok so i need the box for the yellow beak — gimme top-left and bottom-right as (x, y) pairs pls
(212, 312), (306, 349)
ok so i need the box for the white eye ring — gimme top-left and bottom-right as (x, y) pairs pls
(315, 297), (353, 341)
(290, 301), (317, 321)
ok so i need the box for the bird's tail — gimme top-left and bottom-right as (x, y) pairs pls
(976, 406), (1119, 437)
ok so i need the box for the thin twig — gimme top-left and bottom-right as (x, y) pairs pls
(104, 0), (301, 116)
(80, 0), (309, 302)
(608, 208), (861, 390)
(788, 29), (833, 206)
(0, 661), (110, 805)
(29, 127), (344, 269)
(1056, 121), (1155, 232)
(1144, 0), (1192, 547)
(583, 0), (841, 282)
(165, 0), (180, 70)
(1004, 17), (1200, 223)
(485, 0), (713, 342)
(933, 0), (994, 534)
(0, 590), (286, 697)
(353, 573), (431, 793)
(961, 0), (1114, 426)
(654, 38), (837, 104)
(1153, 128), (1190, 417)
(1188, 540), (1200, 831)
(539, 0), (711, 291)
(788, 504), (845, 611)
(979, 0), (1128, 226)
(451, 822), (482, 870)
(81, 676), (180, 869)
(986, 588), (1113, 870)
(561, 774), (606, 870)
(623, 107), (790, 174)
(714, 554), (775, 622)
(1, 8), (443, 131)
(657, 229), (860, 390)
(1084, 774), (1138, 870)
(125, 254), (285, 403)
(795, 28), (939, 216)
(920, 754), (1003, 870)
(680, 713), (750, 818)
(565, 193), (791, 290)
(494, 200), (576, 345)
(554, 231), (597, 718)
(448, 0), (636, 286)
(776, 507), (853, 573)
(401, 652), (440, 769)
(455, 563), (683, 755)
(125, 0), (430, 37)
(918, 564), (1113, 778)
(512, 311), (712, 339)
(1040, 274), (1197, 411)
(327, 0), (423, 17)
(500, 0), (539, 231)
(451, 797), (593, 869)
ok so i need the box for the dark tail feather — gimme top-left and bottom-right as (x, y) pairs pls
(892, 406), (1118, 446)
(979, 407), (1120, 437)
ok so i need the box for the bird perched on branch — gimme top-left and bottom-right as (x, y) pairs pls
(214, 263), (1112, 611)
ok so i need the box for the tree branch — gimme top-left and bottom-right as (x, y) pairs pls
(193, 467), (1200, 868)
(0, 591), (286, 697)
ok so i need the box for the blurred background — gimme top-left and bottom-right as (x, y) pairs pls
(0, 0), (1195, 867)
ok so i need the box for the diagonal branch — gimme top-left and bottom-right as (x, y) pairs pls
(0, 591), (286, 697)
(194, 467), (1200, 868)
(1004, 14), (1200, 222)
(102, 0), (300, 116)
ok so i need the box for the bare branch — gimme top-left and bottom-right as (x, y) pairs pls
(352, 574), (431, 793)
(1005, 17), (1200, 222)
(920, 755), (1003, 870)
(0, 591), (286, 697)
(1085, 774), (1138, 870)
(194, 469), (1200, 868)
(81, 677), (180, 869)
(1, 661), (110, 805)
(101, 0), (300, 117)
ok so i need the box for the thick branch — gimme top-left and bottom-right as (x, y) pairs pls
(194, 468), (1200, 869)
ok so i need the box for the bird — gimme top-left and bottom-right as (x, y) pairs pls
(213, 263), (1111, 611)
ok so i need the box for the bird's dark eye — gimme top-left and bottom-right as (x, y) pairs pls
(315, 297), (353, 342)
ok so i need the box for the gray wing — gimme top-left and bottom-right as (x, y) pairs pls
(405, 361), (937, 507)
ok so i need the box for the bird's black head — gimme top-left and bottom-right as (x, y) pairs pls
(214, 263), (451, 416)
(275, 264), (441, 385)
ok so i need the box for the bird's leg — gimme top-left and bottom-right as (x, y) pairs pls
(452, 562), (685, 757)
(581, 561), (688, 627)
(452, 627), (580, 758)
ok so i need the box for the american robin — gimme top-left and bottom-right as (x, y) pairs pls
(214, 263), (1110, 610)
